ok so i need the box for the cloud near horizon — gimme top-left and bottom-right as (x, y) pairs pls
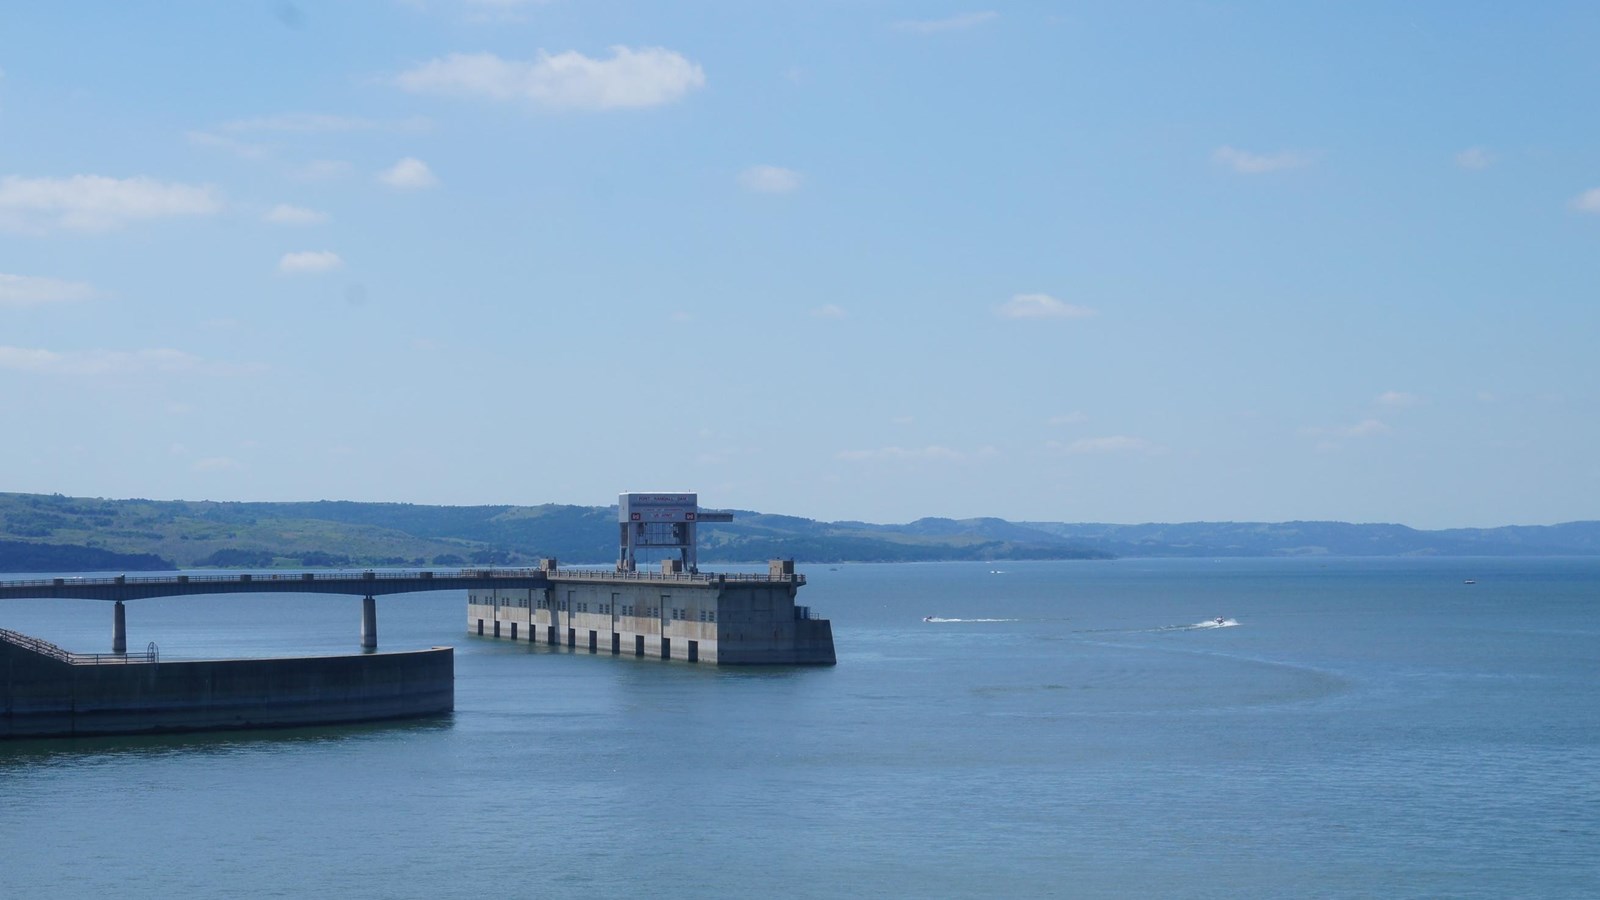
(1055, 435), (1162, 455)
(1376, 390), (1422, 408)
(1300, 419), (1389, 442)
(220, 113), (430, 134)
(0, 175), (223, 233)
(0, 346), (263, 376)
(996, 293), (1095, 320)
(278, 251), (344, 274)
(837, 445), (989, 462)
(893, 12), (998, 33)
(1213, 146), (1311, 174)
(393, 46), (706, 110)
(264, 204), (329, 225)
(0, 273), (98, 307)
(738, 165), (802, 194)
(378, 157), (439, 190)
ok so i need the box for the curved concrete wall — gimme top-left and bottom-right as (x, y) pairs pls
(1, 640), (453, 739)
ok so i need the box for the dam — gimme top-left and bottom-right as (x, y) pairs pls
(467, 493), (836, 665)
(0, 491), (834, 737)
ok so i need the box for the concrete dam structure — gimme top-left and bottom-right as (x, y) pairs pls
(0, 491), (832, 738)
(467, 492), (836, 665)
(0, 629), (452, 739)
(468, 558), (835, 665)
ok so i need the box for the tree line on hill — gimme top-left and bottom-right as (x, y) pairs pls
(0, 491), (1597, 573)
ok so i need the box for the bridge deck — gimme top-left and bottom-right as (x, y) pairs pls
(0, 569), (552, 602)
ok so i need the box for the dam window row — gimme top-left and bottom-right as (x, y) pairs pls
(469, 596), (713, 623)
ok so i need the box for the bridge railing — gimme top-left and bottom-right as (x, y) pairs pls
(0, 568), (554, 590)
(0, 566), (802, 590)
(549, 568), (806, 586)
(0, 628), (158, 664)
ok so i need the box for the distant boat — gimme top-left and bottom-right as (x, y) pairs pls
(1463, 579), (1476, 585)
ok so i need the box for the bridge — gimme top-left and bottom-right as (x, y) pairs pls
(0, 568), (552, 653)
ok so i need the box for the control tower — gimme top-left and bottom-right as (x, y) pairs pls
(616, 492), (734, 573)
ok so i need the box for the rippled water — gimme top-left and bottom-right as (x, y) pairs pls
(2, 558), (1597, 898)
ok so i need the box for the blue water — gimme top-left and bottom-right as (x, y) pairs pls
(2, 558), (1597, 898)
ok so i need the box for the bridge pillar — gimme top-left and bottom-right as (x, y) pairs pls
(360, 595), (377, 651)
(112, 600), (127, 655)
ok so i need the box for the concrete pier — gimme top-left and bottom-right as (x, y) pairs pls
(360, 596), (377, 650)
(112, 600), (127, 655)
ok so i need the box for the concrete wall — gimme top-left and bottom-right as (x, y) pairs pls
(0, 640), (453, 739)
(467, 573), (835, 666)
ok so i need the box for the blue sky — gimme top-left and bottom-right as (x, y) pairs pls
(1, 1), (1597, 528)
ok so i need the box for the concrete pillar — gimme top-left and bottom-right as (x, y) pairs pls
(112, 600), (127, 655)
(361, 595), (377, 650)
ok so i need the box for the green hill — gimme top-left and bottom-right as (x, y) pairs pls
(1, 491), (1595, 572)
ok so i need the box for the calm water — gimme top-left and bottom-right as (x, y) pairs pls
(2, 558), (1597, 898)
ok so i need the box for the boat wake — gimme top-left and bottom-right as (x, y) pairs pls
(1162, 618), (1238, 631)
(1073, 618), (1239, 636)
(922, 617), (1018, 624)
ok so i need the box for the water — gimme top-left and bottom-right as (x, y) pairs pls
(2, 558), (1597, 898)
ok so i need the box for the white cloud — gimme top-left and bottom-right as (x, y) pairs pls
(193, 457), (245, 472)
(378, 157), (439, 190)
(836, 445), (968, 462)
(1300, 419), (1389, 441)
(893, 11), (999, 33)
(292, 160), (353, 182)
(460, 0), (554, 22)
(1058, 435), (1160, 455)
(0, 273), (98, 307)
(739, 165), (802, 194)
(1455, 147), (1494, 170)
(264, 204), (329, 225)
(1571, 188), (1600, 213)
(462, 0), (552, 7)
(187, 130), (272, 162)
(0, 175), (223, 233)
(220, 113), (430, 134)
(278, 251), (344, 274)
(811, 304), (846, 319)
(1212, 146), (1311, 174)
(1376, 390), (1421, 408)
(0, 346), (261, 376)
(394, 46), (706, 110)
(996, 293), (1095, 320)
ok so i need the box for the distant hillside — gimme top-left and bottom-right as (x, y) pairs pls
(0, 491), (1595, 572)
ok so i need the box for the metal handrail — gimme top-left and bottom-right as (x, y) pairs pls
(549, 568), (806, 585)
(0, 566), (804, 590)
(0, 568), (551, 590)
(0, 627), (157, 664)
(0, 627), (72, 662)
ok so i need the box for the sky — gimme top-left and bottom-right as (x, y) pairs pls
(1, 1), (1597, 529)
